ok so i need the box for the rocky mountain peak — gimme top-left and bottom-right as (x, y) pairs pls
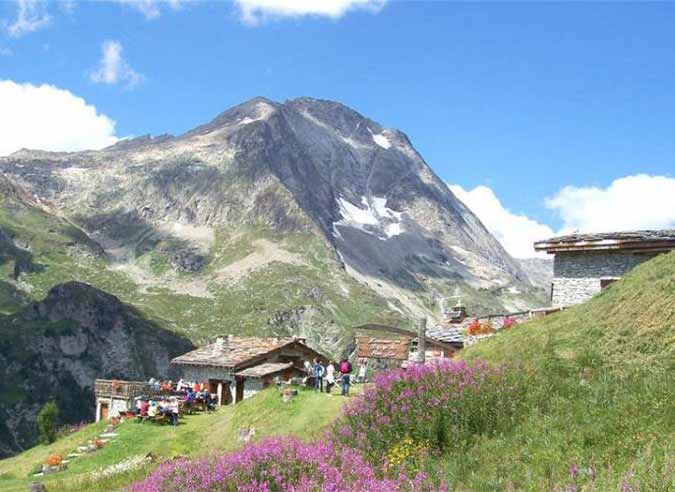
(184, 96), (280, 137)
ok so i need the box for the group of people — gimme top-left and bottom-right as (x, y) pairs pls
(307, 358), (367, 396)
(134, 396), (180, 425)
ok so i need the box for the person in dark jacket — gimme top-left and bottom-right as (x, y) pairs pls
(313, 358), (325, 392)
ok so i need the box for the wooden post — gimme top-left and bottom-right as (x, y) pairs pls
(217, 382), (223, 406)
(417, 318), (427, 363)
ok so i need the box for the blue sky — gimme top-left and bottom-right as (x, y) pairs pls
(1, 0), (675, 257)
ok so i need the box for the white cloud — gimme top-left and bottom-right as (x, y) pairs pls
(89, 40), (144, 89)
(0, 46), (12, 56)
(235, 0), (386, 26)
(546, 174), (675, 233)
(5, 0), (51, 37)
(449, 184), (554, 259)
(0, 80), (118, 156)
(116, 0), (184, 19)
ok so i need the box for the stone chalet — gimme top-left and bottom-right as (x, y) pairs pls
(535, 230), (675, 306)
(171, 336), (326, 405)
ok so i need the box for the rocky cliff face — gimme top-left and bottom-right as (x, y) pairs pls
(0, 281), (193, 457)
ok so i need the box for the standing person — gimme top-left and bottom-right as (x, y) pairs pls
(358, 360), (367, 383)
(313, 358), (325, 392)
(325, 361), (336, 394)
(339, 358), (352, 396)
(168, 397), (179, 426)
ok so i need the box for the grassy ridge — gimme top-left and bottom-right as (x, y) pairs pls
(445, 251), (675, 490)
(0, 388), (350, 492)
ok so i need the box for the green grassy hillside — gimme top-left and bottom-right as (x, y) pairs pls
(0, 388), (350, 492)
(447, 250), (675, 491)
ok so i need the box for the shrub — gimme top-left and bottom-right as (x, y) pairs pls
(37, 401), (59, 444)
(128, 437), (443, 492)
(332, 360), (526, 466)
(501, 316), (517, 330)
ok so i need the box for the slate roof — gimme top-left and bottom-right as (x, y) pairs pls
(426, 326), (465, 345)
(535, 230), (675, 253)
(235, 362), (296, 378)
(171, 336), (306, 369)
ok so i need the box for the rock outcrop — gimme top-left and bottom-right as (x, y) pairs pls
(0, 282), (193, 457)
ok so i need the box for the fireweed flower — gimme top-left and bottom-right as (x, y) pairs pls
(129, 361), (521, 492)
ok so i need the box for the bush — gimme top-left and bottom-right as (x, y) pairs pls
(332, 360), (526, 470)
(37, 401), (59, 444)
(128, 437), (443, 492)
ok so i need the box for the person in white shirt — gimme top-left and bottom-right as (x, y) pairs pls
(358, 361), (367, 383)
(325, 362), (336, 394)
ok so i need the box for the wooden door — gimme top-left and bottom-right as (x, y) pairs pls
(101, 402), (109, 421)
(236, 378), (244, 403)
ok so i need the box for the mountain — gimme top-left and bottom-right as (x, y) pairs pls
(0, 281), (193, 458)
(0, 97), (545, 355)
(517, 257), (553, 291)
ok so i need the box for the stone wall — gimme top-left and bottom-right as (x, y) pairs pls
(243, 379), (264, 400)
(552, 251), (658, 306)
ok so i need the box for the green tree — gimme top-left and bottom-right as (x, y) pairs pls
(37, 401), (59, 444)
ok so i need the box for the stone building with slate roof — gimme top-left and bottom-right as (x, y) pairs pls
(535, 230), (675, 306)
(171, 336), (325, 405)
(353, 323), (463, 371)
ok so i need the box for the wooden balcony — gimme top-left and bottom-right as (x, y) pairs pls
(94, 379), (162, 399)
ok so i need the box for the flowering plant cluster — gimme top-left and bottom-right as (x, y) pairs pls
(44, 453), (64, 466)
(501, 316), (518, 330)
(129, 361), (523, 492)
(465, 319), (482, 336)
(332, 360), (525, 467)
(128, 437), (443, 492)
(386, 436), (432, 475)
(466, 319), (496, 336)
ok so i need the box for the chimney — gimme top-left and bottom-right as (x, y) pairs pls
(417, 318), (427, 364)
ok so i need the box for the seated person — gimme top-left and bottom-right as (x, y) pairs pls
(148, 401), (158, 418)
(139, 399), (149, 417)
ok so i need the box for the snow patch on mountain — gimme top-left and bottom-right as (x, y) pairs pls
(368, 128), (392, 149)
(238, 101), (275, 125)
(333, 195), (404, 240)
